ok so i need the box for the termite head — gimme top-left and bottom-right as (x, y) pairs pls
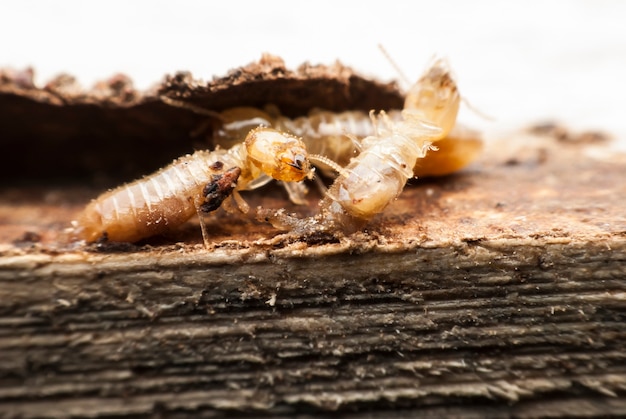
(245, 127), (313, 182)
(404, 59), (460, 139)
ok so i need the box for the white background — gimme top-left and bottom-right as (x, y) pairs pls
(2, 0), (625, 143)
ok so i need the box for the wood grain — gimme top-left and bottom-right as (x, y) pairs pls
(0, 58), (625, 418)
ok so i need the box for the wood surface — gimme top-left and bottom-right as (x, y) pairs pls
(0, 57), (625, 418)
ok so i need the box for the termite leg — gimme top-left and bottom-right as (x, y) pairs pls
(280, 181), (309, 205)
(193, 198), (211, 248)
(231, 191), (250, 214)
(312, 174), (328, 197)
(160, 96), (224, 121)
(345, 133), (363, 153)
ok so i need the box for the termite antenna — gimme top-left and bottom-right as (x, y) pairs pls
(309, 154), (348, 178)
(160, 96), (225, 122)
(345, 133), (363, 152)
(461, 96), (496, 121)
(378, 44), (412, 87)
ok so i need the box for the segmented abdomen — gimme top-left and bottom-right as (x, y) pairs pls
(324, 130), (424, 221)
(74, 148), (240, 243)
(276, 110), (396, 168)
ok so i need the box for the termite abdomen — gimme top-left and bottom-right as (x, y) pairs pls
(73, 150), (231, 243)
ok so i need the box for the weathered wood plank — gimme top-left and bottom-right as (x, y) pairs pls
(0, 58), (625, 417)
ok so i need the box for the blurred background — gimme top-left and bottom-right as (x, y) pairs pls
(2, 0), (625, 143)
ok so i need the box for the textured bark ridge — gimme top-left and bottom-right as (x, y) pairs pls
(1, 56), (625, 418)
(0, 54), (402, 183)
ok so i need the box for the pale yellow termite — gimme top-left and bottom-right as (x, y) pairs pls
(71, 126), (313, 244)
(258, 59), (472, 233)
(159, 59), (479, 235)
(204, 60), (479, 180)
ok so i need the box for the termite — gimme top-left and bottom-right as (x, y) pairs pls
(199, 66), (480, 180)
(159, 58), (480, 235)
(71, 126), (313, 245)
(258, 59), (471, 233)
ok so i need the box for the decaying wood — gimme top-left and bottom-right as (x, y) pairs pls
(0, 54), (402, 183)
(0, 56), (626, 418)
